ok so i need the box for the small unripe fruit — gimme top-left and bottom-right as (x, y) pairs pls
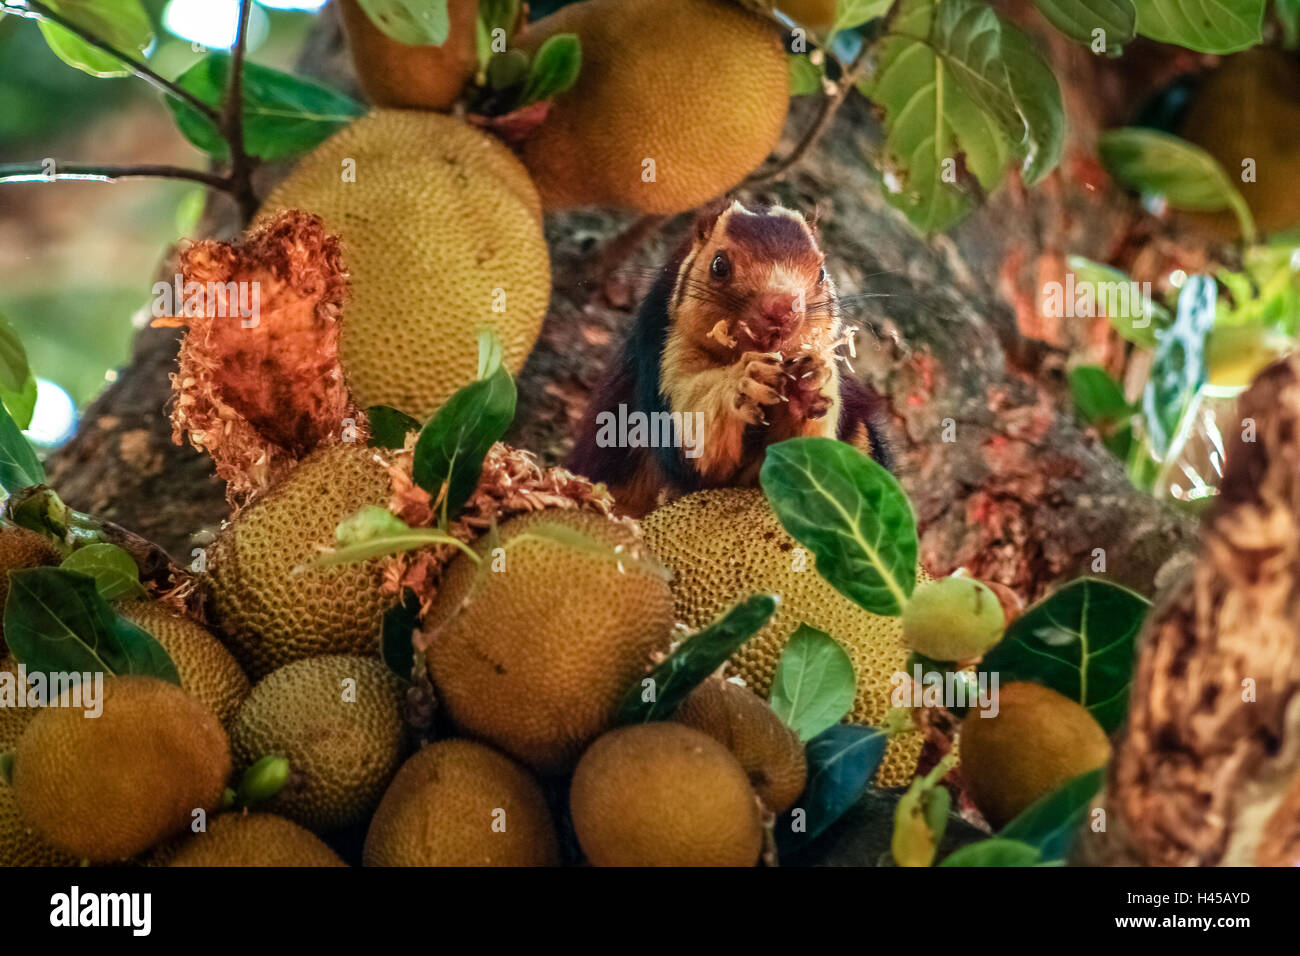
(901, 575), (1005, 662)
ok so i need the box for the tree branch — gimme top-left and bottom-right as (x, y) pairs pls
(0, 162), (231, 190)
(223, 0), (259, 224)
(7, 0), (222, 125)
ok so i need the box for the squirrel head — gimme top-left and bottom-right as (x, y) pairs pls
(674, 199), (838, 356)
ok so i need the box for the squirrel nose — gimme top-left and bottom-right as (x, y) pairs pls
(758, 291), (803, 331)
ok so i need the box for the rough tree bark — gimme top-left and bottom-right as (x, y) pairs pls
(47, 6), (1204, 603)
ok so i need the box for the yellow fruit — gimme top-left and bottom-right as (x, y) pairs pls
(13, 676), (230, 862)
(673, 677), (806, 813)
(207, 444), (394, 680)
(960, 681), (1111, 828)
(257, 110), (549, 420)
(364, 739), (559, 866)
(517, 0), (789, 214)
(901, 575), (1005, 662)
(231, 655), (406, 832)
(339, 0), (479, 111)
(777, 0), (838, 32)
(0, 526), (61, 652)
(426, 509), (673, 773)
(1206, 323), (1293, 389)
(117, 601), (250, 728)
(1, 658), (76, 866)
(167, 812), (346, 867)
(641, 488), (925, 787)
(570, 723), (762, 866)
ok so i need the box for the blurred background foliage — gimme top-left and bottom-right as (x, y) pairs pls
(0, 0), (327, 444)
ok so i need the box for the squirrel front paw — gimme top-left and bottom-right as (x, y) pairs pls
(783, 353), (833, 420)
(733, 351), (784, 425)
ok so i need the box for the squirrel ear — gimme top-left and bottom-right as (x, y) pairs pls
(693, 197), (731, 241)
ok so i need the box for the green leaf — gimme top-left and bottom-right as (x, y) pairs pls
(938, 837), (1048, 866)
(309, 527), (472, 568)
(932, 0), (1026, 145)
(760, 437), (917, 616)
(1279, 0), (1300, 49)
(165, 54), (365, 163)
(858, 0), (1016, 232)
(1099, 128), (1256, 242)
(613, 594), (779, 724)
(1000, 767), (1104, 860)
(1069, 365), (1131, 424)
(832, 0), (894, 33)
(4, 568), (179, 684)
(1066, 255), (1169, 347)
(1142, 274), (1216, 459)
(776, 724), (887, 854)
(411, 363), (516, 524)
(381, 590), (421, 682)
(35, 0), (153, 79)
(0, 376), (38, 433)
(0, 313), (30, 395)
(59, 543), (146, 602)
(1031, 0), (1136, 45)
(788, 53), (823, 96)
(769, 624), (856, 740)
(999, 22), (1064, 187)
(980, 577), (1150, 732)
(357, 0), (450, 45)
(0, 401), (44, 494)
(521, 32), (581, 105)
(366, 405), (422, 450)
(1134, 0), (1264, 53)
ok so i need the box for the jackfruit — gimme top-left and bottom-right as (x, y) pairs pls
(117, 601), (250, 728)
(640, 487), (924, 787)
(0, 526), (61, 653)
(901, 575), (1005, 662)
(673, 676), (806, 813)
(425, 509), (674, 773)
(570, 722), (762, 866)
(167, 812), (346, 867)
(777, 0), (837, 32)
(364, 739), (559, 866)
(13, 676), (230, 862)
(959, 681), (1111, 828)
(517, 0), (789, 214)
(206, 444), (394, 679)
(257, 109), (549, 420)
(231, 655), (405, 832)
(339, 0), (479, 111)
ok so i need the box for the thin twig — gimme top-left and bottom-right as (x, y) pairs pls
(224, 0), (259, 223)
(0, 162), (231, 190)
(8, 0), (221, 125)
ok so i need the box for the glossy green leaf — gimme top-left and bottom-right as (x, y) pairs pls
(613, 594), (778, 724)
(1000, 767), (1104, 860)
(357, 0), (450, 45)
(980, 577), (1150, 732)
(788, 54), (823, 95)
(938, 837), (1048, 866)
(366, 405), (422, 450)
(60, 543), (147, 601)
(521, 32), (580, 105)
(776, 724), (887, 854)
(35, 0), (153, 78)
(1031, 0), (1136, 45)
(1134, 0), (1264, 53)
(1142, 274), (1216, 459)
(0, 314), (30, 395)
(166, 54), (365, 163)
(0, 401), (44, 494)
(769, 624), (856, 741)
(832, 0), (894, 33)
(1100, 128), (1256, 242)
(0, 375), (38, 433)
(412, 361), (516, 524)
(760, 437), (917, 616)
(999, 22), (1064, 187)
(1069, 365), (1131, 424)
(4, 568), (178, 684)
(858, 0), (1016, 232)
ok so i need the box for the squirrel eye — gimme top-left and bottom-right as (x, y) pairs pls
(817, 266), (827, 284)
(710, 253), (731, 280)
